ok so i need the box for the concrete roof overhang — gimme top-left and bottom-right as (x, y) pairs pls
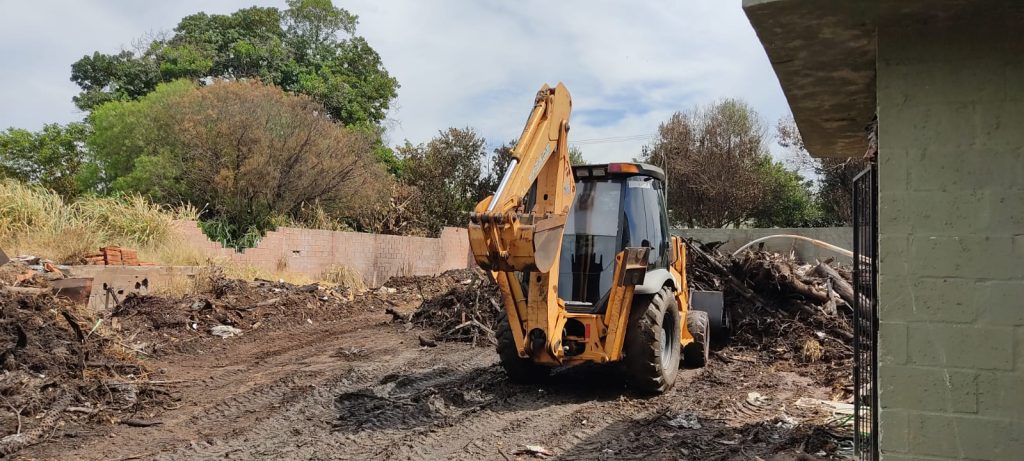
(742, 0), (876, 158)
(743, 0), (1024, 158)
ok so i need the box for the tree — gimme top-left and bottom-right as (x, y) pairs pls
(640, 99), (769, 227)
(70, 1), (398, 127)
(477, 140), (515, 199)
(399, 127), (487, 235)
(476, 141), (585, 202)
(568, 146), (586, 166)
(750, 157), (818, 227)
(777, 116), (865, 225)
(0, 123), (91, 198)
(86, 80), (196, 195)
(88, 79), (390, 244)
(640, 99), (817, 228)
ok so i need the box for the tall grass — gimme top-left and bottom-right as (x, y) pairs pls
(0, 181), (367, 285)
(0, 179), (202, 264)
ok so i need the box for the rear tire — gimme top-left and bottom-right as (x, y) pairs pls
(623, 286), (681, 394)
(683, 310), (710, 368)
(495, 310), (549, 383)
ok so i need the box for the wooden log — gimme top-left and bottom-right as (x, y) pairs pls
(688, 242), (770, 307)
(1, 286), (49, 296)
(774, 261), (830, 304)
(814, 262), (856, 307)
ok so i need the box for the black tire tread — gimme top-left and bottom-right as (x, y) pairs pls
(495, 310), (549, 383)
(622, 286), (681, 394)
(683, 310), (710, 368)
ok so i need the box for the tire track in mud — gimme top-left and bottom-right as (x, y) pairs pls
(337, 364), (677, 461)
(159, 346), (491, 460)
(30, 306), (792, 461)
(168, 317), (390, 432)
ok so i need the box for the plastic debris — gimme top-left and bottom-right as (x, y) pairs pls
(210, 325), (242, 338)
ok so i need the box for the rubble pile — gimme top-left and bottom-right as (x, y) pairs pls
(401, 269), (501, 347)
(108, 269), (379, 355)
(0, 262), (163, 456)
(685, 240), (856, 392)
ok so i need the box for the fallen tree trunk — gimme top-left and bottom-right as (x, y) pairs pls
(773, 260), (829, 304)
(1, 286), (49, 296)
(687, 242), (769, 307)
(814, 261), (855, 307)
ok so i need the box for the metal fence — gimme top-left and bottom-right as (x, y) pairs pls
(852, 164), (879, 460)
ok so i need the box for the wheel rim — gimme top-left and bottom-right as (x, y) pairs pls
(660, 310), (679, 370)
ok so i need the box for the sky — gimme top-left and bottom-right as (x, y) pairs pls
(0, 0), (792, 164)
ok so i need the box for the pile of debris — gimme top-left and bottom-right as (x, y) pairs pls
(107, 269), (379, 355)
(0, 255), (94, 306)
(685, 240), (855, 392)
(0, 262), (164, 456)
(387, 269), (501, 347)
(83, 246), (152, 266)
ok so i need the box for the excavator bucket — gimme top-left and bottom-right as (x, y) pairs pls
(531, 215), (567, 273)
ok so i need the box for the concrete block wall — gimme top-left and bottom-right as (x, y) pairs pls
(671, 227), (853, 264)
(68, 265), (202, 311)
(876, 15), (1024, 460)
(174, 221), (472, 287)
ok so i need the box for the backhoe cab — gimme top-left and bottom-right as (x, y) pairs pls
(468, 83), (725, 393)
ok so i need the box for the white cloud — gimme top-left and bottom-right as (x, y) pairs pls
(0, 0), (791, 164)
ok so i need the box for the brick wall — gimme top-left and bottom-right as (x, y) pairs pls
(877, 14), (1024, 460)
(174, 221), (473, 287)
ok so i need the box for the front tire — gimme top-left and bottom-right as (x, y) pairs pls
(623, 286), (681, 394)
(495, 310), (549, 383)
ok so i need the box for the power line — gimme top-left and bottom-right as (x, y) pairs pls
(571, 133), (656, 145)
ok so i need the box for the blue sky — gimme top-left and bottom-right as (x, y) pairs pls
(0, 0), (792, 164)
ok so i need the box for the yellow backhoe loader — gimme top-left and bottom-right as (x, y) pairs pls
(468, 83), (727, 394)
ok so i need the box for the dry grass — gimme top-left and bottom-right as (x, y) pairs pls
(222, 263), (317, 286)
(0, 181), (373, 290)
(0, 180), (200, 264)
(136, 235), (213, 267)
(148, 265), (226, 298)
(801, 338), (824, 363)
(319, 264), (367, 291)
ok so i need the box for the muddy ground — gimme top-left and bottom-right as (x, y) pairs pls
(4, 267), (854, 460)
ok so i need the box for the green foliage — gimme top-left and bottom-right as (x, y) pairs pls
(813, 159), (865, 225)
(70, 1), (398, 127)
(87, 80), (389, 247)
(198, 216), (265, 250)
(0, 122), (91, 199)
(85, 80), (195, 195)
(776, 115), (865, 225)
(477, 140), (515, 199)
(399, 127), (487, 236)
(568, 146), (586, 166)
(640, 99), (818, 228)
(70, 50), (161, 111)
(750, 158), (819, 227)
(351, 122), (404, 176)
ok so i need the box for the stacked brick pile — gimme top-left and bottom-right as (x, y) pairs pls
(84, 247), (153, 266)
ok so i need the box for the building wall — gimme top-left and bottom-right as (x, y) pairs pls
(876, 16), (1024, 460)
(174, 221), (473, 287)
(671, 227), (852, 263)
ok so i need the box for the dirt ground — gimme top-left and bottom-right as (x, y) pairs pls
(4, 267), (854, 460)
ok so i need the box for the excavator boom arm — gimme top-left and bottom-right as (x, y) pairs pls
(469, 83), (575, 273)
